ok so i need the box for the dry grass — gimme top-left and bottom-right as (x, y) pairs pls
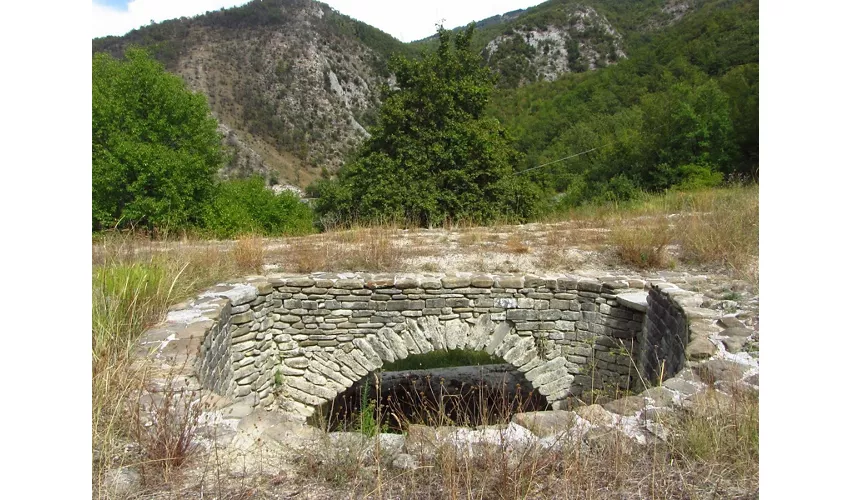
(233, 234), (265, 274)
(504, 235), (531, 254)
(131, 368), (209, 483)
(671, 385), (759, 472)
(611, 216), (675, 269)
(92, 232), (243, 497)
(276, 224), (416, 273)
(290, 382), (759, 499)
(673, 186), (759, 281)
(541, 185), (759, 279)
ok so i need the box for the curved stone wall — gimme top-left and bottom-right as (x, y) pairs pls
(137, 273), (720, 419)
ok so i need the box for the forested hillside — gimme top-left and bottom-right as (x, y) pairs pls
(486, 0), (758, 206)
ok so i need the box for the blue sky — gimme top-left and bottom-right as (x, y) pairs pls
(95, 0), (129, 10)
(92, 0), (545, 42)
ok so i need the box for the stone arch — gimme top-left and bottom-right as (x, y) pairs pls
(153, 272), (667, 419)
(282, 313), (576, 414)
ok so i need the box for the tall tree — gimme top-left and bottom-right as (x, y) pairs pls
(313, 25), (539, 226)
(92, 48), (224, 232)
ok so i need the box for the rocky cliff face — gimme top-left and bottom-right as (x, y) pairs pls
(482, 6), (626, 87)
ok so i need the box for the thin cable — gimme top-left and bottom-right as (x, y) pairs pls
(514, 142), (614, 175)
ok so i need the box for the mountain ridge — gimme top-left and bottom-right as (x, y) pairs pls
(92, 0), (721, 188)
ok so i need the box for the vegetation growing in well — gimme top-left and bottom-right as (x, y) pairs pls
(382, 350), (500, 372)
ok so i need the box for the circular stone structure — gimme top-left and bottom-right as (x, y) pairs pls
(136, 272), (734, 421)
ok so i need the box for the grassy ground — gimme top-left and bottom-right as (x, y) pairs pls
(92, 184), (758, 497)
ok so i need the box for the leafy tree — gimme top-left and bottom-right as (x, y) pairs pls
(92, 47), (224, 231)
(314, 25), (538, 226)
(638, 80), (734, 189)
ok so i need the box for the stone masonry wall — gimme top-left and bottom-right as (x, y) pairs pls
(188, 273), (654, 415)
(639, 283), (690, 385)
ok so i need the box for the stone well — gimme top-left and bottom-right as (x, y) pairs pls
(136, 272), (720, 420)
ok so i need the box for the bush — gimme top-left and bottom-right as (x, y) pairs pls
(202, 177), (315, 238)
(671, 164), (724, 191)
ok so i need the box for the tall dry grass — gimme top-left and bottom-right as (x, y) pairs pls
(570, 185), (760, 280)
(91, 232), (251, 494)
(611, 216), (675, 269)
(232, 234), (265, 273)
(293, 378), (758, 499)
(673, 186), (759, 281)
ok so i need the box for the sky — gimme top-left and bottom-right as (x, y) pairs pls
(92, 0), (545, 42)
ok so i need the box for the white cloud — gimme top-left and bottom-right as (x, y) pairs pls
(92, 0), (545, 42)
(92, 1), (250, 38)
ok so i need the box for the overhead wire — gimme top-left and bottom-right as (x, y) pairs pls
(513, 142), (615, 175)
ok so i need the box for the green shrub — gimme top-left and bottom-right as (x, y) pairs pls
(202, 177), (315, 238)
(671, 164), (724, 191)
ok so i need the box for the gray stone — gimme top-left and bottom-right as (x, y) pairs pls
(718, 315), (746, 329)
(721, 326), (755, 338)
(485, 322), (511, 355)
(686, 337), (717, 360)
(603, 395), (648, 416)
(495, 276), (524, 288)
(683, 307), (719, 320)
(286, 278), (315, 287)
(442, 276), (471, 288)
(502, 336), (535, 365)
(394, 277), (419, 289)
(695, 359), (746, 384)
(512, 410), (578, 438)
(616, 292), (648, 312)
(577, 280), (603, 293)
(722, 336), (747, 353)
(641, 386), (677, 408)
(375, 433), (406, 459)
(744, 373), (759, 387)
(470, 275), (494, 287)
(642, 407), (675, 421)
(378, 327), (409, 360)
(336, 279), (365, 289)
(103, 467), (141, 497)
(366, 334), (396, 362)
(288, 377), (337, 399)
(392, 453), (419, 470)
(285, 357), (310, 369)
(525, 357), (566, 382)
(662, 377), (701, 396)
